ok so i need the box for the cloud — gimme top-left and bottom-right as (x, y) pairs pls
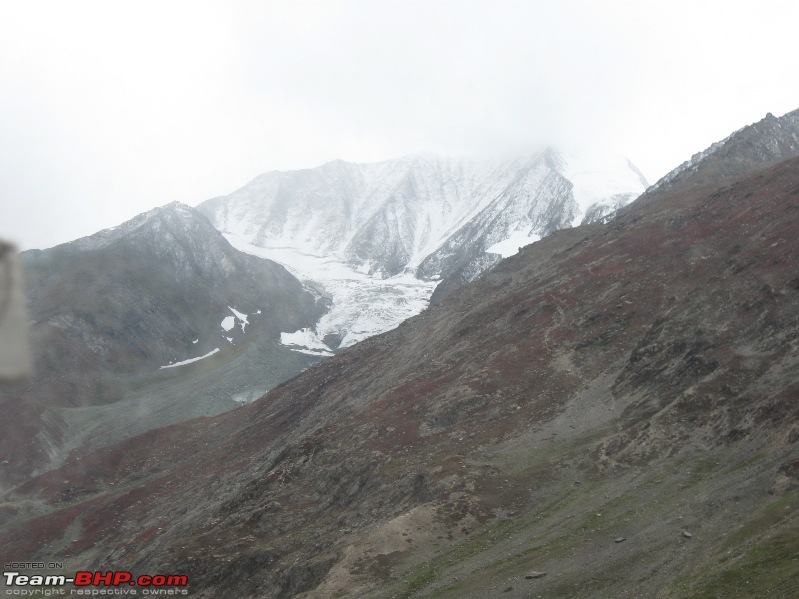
(1, 0), (798, 248)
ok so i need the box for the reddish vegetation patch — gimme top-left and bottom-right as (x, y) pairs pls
(0, 497), (102, 561)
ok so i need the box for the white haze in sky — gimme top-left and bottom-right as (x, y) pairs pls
(1, 0), (798, 249)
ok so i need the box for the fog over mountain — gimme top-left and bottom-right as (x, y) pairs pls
(3, 2), (798, 251)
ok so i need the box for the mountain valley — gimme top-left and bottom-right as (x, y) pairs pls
(2, 110), (799, 597)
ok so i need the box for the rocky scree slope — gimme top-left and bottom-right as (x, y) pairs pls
(0, 202), (326, 487)
(2, 158), (799, 598)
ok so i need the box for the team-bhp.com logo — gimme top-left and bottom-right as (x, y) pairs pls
(4, 571), (188, 595)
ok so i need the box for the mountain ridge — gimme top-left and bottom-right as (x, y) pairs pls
(199, 150), (647, 280)
(647, 107), (799, 194)
(3, 150), (798, 598)
(432, 107), (799, 303)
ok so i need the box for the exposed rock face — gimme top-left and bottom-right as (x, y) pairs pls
(647, 107), (799, 194)
(415, 151), (578, 282)
(3, 148), (798, 598)
(0, 203), (326, 486)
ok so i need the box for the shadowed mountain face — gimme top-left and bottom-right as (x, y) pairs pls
(2, 149), (798, 597)
(0, 203), (327, 487)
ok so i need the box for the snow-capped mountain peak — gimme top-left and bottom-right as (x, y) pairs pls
(198, 150), (647, 351)
(201, 150), (646, 277)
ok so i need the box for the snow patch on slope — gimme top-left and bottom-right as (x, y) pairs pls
(228, 306), (249, 332)
(161, 348), (220, 369)
(281, 328), (334, 357)
(225, 233), (438, 352)
(486, 231), (542, 258)
(221, 307), (249, 334)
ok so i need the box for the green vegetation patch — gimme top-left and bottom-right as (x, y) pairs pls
(668, 490), (799, 599)
(398, 566), (441, 598)
(669, 529), (799, 599)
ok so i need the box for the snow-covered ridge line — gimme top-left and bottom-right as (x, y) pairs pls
(200, 150), (647, 280)
(67, 201), (196, 253)
(487, 232), (542, 258)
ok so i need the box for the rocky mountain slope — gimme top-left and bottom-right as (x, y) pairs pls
(648, 107), (799, 195)
(199, 150), (646, 349)
(430, 107), (799, 306)
(2, 147), (797, 597)
(0, 203), (326, 487)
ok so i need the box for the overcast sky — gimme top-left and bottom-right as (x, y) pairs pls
(1, 0), (798, 249)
